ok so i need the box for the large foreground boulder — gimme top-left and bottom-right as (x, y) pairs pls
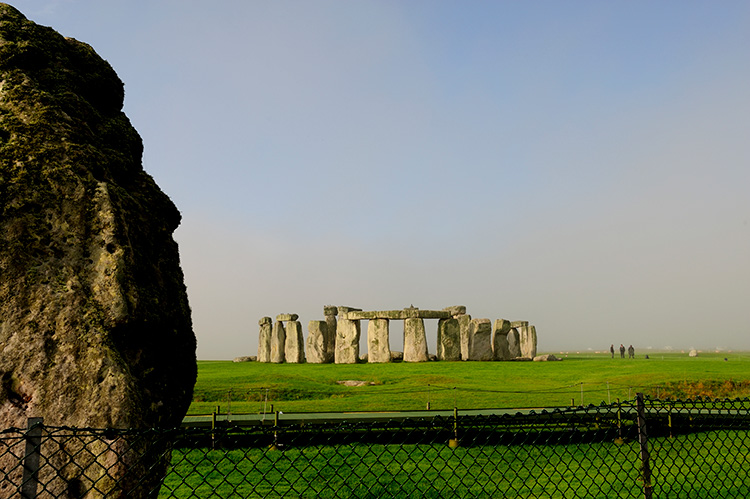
(0, 4), (196, 496)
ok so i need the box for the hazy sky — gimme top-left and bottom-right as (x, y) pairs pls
(18, 1), (750, 358)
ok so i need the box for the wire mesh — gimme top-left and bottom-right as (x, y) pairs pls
(0, 397), (747, 498)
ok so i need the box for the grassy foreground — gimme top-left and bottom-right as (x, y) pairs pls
(161, 430), (750, 498)
(188, 351), (750, 415)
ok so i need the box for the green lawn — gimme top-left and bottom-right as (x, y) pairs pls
(189, 352), (750, 415)
(160, 429), (750, 498)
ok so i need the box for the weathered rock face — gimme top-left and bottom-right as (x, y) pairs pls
(0, 4), (196, 496)
(0, 4), (198, 427)
(468, 319), (493, 361)
(457, 314), (472, 360)
(335, 318), (360, 364)
(306, 320), (327, 364)
(492, 319), (511, 361)
(367, 318), (391, 363)
(257, 317), (272, 362)
(437, 318), (460, 361)
(284, 320), (306, 363)
(323, 306), (337, 363)
(519, 325), (537, 359)
(508, 328), (522, 358)
(403, 317), (429, 362)
(533, 354), (560, 362)
(270, 321), (286, 363)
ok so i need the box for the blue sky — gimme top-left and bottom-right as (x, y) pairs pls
(17, 1), (750, 358)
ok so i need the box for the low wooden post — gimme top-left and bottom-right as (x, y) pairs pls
(636, 393), (653, 499)
(211, 409), (217, 450)
(21, 417), (43, 499)
(448, 407), (460, 448)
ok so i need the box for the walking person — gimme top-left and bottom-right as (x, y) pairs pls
(619, 344), (625, 359)
(610, 344), (615, 359)
(628, 345), (635, 359)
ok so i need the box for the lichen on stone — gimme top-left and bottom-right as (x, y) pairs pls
(0, 4), (196, 495)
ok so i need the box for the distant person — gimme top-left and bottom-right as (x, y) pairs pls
(628, 345), (635, 359)
(610, 344), (615, 359)
(619, 344), (625, 359)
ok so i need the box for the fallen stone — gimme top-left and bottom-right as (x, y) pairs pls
(403, 317), (429, 362)
(428, 354), (438, 361)
(468, 319), (493, 361)
(0, 5), (196, 496)
(367, 318), (391, 363)
(336, 380), (375, 387)
(335, 318), (361, 364)
(270, 321), (286, 363)
(390, 351), (404, 362)
(233, 356), (253, 363)
(437, 318), (461, 361)
(359, 353), (369, 363)
(689, 349), (698, 357)
(258, 318), (272, 363)
(533, 354), (560, 362)
(276, 313), (299, 322)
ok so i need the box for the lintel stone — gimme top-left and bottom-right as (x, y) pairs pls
(337, 306), (362, 316)
(276, 313), (299, 322)
(510, 321), (529, 328)
(344, 309), (451, 320)
(442, 305), (466, 316)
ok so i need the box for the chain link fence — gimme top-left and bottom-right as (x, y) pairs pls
(1, 395), (748, 498)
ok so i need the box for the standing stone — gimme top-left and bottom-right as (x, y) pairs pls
(335, 318), (361, 364)
(367, 319), (391, 363)
(457, 314), (472, 360)
(508, 328), (522, 358)
(492, 319), (511, 361)
(0, 6), (196, 496)
(519, 325), (538, 359)
(270, 321), (286, 363)
(323, 305), (338, 363)
(306, 321), (327, 364)
(468, 319), (493, 361)
(403, 318), (429, 362)
(437, 318), (461, 361)
(258, 317), (272, 363)
(284, 320), (306, 363)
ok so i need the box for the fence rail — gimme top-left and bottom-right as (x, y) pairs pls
(2, 395), (749, 498)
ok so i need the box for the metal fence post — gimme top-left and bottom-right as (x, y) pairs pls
(636, 393), (653, 499)
(21, 417), (43, 499)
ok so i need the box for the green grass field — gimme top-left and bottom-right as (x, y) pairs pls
(161, 429), (750, 498)
(189, 351), (750, 415)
